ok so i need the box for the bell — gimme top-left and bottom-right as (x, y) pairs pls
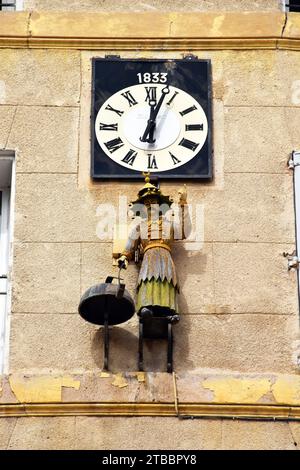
(78, 274), (135, 370)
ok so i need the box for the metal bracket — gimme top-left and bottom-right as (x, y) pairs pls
(105, 54), (121, 59)
(288, 150), (300, 169)
(183, 53), (198, 60)
(138, 314), (175, 373)
(0, 276), (7, 294)
(103, 314), (109, 371)
(283, 250), (299, 270)
(138, 319), (174, 373)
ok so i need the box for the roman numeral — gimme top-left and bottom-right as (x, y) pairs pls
(145, 87), (157, 104)
(99, 123), (118, 131)
(179, 105), (197, 116)
(148, 154), (158, 169)
(105, 104), (124, 117)
(166, 91), (179, 106)
(121, 90), (138, 107)
(122, 149), (137, 166)
(104, 137), (124, 153)
(169, 152), (181, 165)
(185, 124), (203, 131)
(179, 138), (199, 152)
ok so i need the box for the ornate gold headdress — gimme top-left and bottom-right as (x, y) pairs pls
(130, 172), (173, 206)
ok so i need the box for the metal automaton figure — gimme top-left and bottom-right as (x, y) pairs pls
(117, 175), (191, 370)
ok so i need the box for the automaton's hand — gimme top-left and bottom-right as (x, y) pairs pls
(117, 255), (128, 269)
(140, 85), (170, 143)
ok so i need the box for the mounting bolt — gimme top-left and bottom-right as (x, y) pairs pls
(288, 150), (300, 169)
(183, 54), (198, 60)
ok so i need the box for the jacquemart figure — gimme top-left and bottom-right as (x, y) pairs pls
(118, 175), (191, 322)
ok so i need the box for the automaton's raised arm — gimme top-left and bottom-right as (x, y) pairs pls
(174, 184), (192, 240)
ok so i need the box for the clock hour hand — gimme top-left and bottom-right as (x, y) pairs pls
(140, 85), (170, 143)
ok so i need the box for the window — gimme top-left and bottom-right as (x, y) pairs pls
(0, 155), (13, 374)
(0, 1), (23, 11)
(0, 1), (15, 10)
(283, 0), (300, 11)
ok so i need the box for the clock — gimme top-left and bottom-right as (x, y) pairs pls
(91, 58), (212, 180)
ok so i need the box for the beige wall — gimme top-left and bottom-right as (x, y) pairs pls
(3, 47), (299, 375)
(1, 9), (300, 450)
(1, 417), (299, 450)
(23, 0), (280, 12)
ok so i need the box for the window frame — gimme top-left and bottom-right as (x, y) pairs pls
(15, 0), (23, 11)
(282, 0), (300, 12)
(0, 1), (16, 11)
(0, 154), (14, 374)
(0, 189), (10, 374)
(0, 1), (22, 11)
(0, 188), (10, 277)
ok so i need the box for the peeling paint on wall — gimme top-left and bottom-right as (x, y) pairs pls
(212, 15), (225, 35)
(99, 371), (111, 378)
(136, 372), (146, 383)
(272, 376), (300, 405)
(202, 377), (271, 403)
(112, 373), (128, 388)
(9, 375), (80, 403)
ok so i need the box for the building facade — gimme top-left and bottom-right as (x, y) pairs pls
(1, 0), (300, 450)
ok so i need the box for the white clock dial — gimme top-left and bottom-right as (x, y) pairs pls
(95, 83), (208, 173)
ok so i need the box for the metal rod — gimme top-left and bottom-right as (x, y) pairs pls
(138, 321), (144, 371)
(103, 313), (109, 371)
(167, 322), (173, 373)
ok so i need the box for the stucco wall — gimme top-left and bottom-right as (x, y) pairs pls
(2, 46), (298, 375)
(1, 416), (299, 450)
(1, 10), (300, 450)
(23, 0), (280, 12)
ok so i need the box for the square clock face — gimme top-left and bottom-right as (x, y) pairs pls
(91, 58), (212, 180)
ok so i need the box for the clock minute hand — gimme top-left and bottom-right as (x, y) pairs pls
(147, 100), (157, 143)
(140, 85), (170, 143)
(147, 104), (156, 144)
(139, 98), (156, 144)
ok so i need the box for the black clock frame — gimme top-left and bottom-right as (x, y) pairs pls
(91, 57), (213, 181)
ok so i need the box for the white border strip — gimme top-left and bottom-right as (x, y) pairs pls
(0, 153), (15, 375)
(3, 155), (15, 375)
(281, 0), (288, 12)
(292, 151), (300, 322)
(15, 0), (23, 11)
